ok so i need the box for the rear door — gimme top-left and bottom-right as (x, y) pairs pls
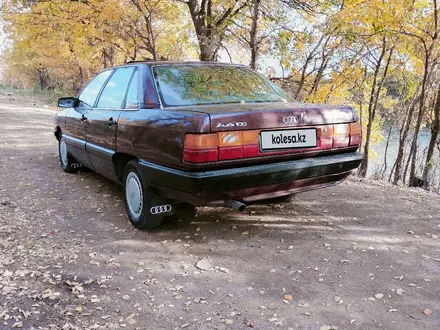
(85, 67), (136, 180)
(64, 70), (113, 167)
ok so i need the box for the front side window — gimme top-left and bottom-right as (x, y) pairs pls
(153, 65), (293, 107)
(78, 70), (112, 108)
(125, 69), (139, 109)
(97, 67), (135, 109)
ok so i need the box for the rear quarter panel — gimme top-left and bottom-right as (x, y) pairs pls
(117, 108), (210, 169)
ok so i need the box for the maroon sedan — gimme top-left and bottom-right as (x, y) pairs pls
(55, 62), (363, 228)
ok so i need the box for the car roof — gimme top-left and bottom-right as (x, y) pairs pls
(124, 60), (246, 67)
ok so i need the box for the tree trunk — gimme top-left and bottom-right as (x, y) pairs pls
(403, 140), (413, 184)
(294, 34), (325, 99)
(77, 66), (85, 93)
(129, 0), (158, 60)
(186, 0), (248, 61)
(146, 14), (157, 60)
(249, 0), (261, 69)
(37, 68), (49, 91)
(199, 42), (217, 61)
(103, 46), (115, 67)
(422, 84), (440, 183)
(307, 58), (329, 99)
(187, 0), (215, 61)
(67, 42), (85, 91)
(358, 38), (388, 177)
(393, 94), (420, 184)
(382, 121), (394, 177)
(409, 52), (430, 186)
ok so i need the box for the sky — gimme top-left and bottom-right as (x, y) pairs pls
(0, 20), (6, 79)
(0, 20), (5, 52)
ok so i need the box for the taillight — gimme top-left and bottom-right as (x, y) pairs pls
(333, 124), (350, 147)
(318, 125), (333, 149)
(349, 122), (362, 146)
(184, 131), (260, 163)
(183, 122), (361, 163)
(183, 134), (218, 163)
(218, 132), (243, 160)
(242, 131), (259, 158)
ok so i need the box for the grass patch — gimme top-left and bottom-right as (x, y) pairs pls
(0, 85), (69, 106)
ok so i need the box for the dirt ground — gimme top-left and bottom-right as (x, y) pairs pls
(0, 96), (439, 330)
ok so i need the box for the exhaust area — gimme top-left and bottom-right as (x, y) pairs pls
(225, 200), (246, 212)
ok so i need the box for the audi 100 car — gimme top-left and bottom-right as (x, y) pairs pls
(55, 61), (363, 228)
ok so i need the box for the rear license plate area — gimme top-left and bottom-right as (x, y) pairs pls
(260, 128), (317, 150)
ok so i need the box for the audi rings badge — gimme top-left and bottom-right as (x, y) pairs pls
(282, 116), (299, 125)
(150, 204), (172, 215)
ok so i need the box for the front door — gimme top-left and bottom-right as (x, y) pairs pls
(86, 67), (136, 180)
(64, 69), (113, 168)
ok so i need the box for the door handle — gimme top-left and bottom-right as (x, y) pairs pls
(81, 114), (88, 121)
(108, 117), (117, 127)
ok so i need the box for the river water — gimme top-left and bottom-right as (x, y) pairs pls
(369, 128), (440, 190)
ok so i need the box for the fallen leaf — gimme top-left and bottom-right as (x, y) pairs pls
(424, 309), (433, 316)
(219, 267), (229, 273)
(196, 258), (212, 271)
(374, 293), (384, 299)
(244, 320), (256, 327)
(283, 294), (293, 301)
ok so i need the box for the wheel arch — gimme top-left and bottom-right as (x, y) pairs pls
(113, 152), (138, 183)
(55, 126), (62, 141)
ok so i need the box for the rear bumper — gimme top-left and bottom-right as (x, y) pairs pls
(139, 152), (363, 204)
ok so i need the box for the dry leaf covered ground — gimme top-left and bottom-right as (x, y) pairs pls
(0, 96), (439, 330)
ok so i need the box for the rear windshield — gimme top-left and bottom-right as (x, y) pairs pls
(153, 65), (293, 107)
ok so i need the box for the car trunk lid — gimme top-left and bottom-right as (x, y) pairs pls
(180, 102), (361, 164)
(184, 102), (357, 131)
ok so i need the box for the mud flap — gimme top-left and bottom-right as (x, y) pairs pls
(148, 189), (176, 218)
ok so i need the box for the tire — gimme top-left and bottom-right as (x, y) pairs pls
(123, 160), (171, 229)
(59, 135), (82, 173)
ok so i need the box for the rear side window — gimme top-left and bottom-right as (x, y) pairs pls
(78, 70), (112, 108)
(97, 67), (135, 109)
(125, 69), (139, 109)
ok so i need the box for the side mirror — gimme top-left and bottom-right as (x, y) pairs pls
(58, 97), (78, 108)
